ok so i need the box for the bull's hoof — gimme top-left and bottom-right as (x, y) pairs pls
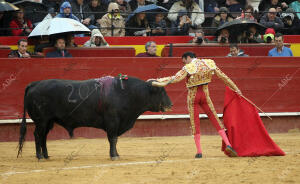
(111, 156), (120, 161)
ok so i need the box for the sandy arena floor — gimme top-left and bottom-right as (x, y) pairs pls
(0, 132), (300, 184)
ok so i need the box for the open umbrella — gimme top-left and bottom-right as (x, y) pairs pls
(12, 0), (47, 24)
(0, 0), (19, 12)
(126, 4), (168, 22)
(216, 19), (267, 35)
(29, 17), (90, 38)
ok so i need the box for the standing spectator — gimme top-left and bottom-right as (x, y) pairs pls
(268, 33), (293, 56)
(126, 12), (151, 36)
(8, 39), (31, 58)
(89, 0), (107, 27)
(100, 2), (125, 36)
(46, 38), (72, 58)
(114, 0), (132, 19)
(236, 5), (257, 21)
(170, 10), (192, 35)
(9, 7), (33, 36)
(211, 7), (234, 28)
(70, 0), (96, 29)
(84, 29), (109, 47)
(129, 0), (153, 12)
(136, 41), (159, 57)
(150, 13), (167, 36)
(259, 7), (284, 31)
(56, 1), (80, 21)
(168, 0), (205, 31)
(281, 8), (300, 35)
(227, 43), (248, 56)
(226, 0), (243, 13)
(289, 0), (300, 19)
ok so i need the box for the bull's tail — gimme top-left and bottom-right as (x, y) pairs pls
(17, 85), (30, 158)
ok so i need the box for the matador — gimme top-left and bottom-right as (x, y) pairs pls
(150, 52), (241, 158)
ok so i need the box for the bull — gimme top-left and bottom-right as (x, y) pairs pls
(17, 76), (172, 160)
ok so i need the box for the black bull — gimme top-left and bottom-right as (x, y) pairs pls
(17, 76), (172, 160)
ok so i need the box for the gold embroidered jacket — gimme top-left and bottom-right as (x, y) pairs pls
(156, 58), (239, 91)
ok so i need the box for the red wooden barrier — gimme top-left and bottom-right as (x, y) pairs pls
(42, 46), (136, 57)
(1, 35), (299, 46)
(161, 44), (291, 57)
(0, 57), (300, 120)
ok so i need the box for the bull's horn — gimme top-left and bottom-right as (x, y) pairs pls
(151, 81), (167, 87)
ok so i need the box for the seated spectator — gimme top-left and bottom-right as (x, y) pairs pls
(211, 7), (234, 28)
(114, 0), (131, 19)
(90, 0), (107, 27)
(268, 33), (293, 56)
(84, 29), (109, 47)
(8, 39), (31, 58)
(263, 28), (275, 43)
(42, 0), (61, 12)
(56, 1), (80, 21)
(281, 8), (300, 35)
(216, 28), (231, 43)
(171, 10), (191, 35)
(168, 0), (205, 31)
(238, 26), (264, 43)
(9, 7), (33, 36)
(150, 13), (167, 36)
(259, 0), (287, 14)
(126, 12), (151, 36)
(157, 0), (178, 10)
(70, 0), (96, 29)
(259, 7), (284, 31)
(66, 34), (78, 47)
(226, 0), (243, 13)
(189, 29), (209, 44)
(42, 7), (57, 21)
(136, 41), (158, 57)
(289, 0), (300, 19)
(34, 36), (53, 56)
(204, 0), (219, 13)
(46, 38), (72, 58)
(227, 43), (248, 56)
(100, 2), (125, 36)
(129, 0), (153, 12)
(236, 5), (256, 21)
(0, 11), (9, 36)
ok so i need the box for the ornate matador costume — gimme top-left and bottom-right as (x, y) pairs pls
(154, 58), (240, 157)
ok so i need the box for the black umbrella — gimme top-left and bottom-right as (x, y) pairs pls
(216, 19), (267, 35)
(13, 0), (47, 24)
(0, 0), (19, 12)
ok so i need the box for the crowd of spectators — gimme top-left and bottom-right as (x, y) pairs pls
(0, 0), (299, 38)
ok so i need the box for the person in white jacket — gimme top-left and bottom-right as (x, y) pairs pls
(168, 0), (205, 29)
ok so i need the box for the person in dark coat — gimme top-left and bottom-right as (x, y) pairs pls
(46, 38), (72, 58)
(150, 13), (167, 36)
(170, 10), (191, 35)
(89, 0), (107, 27)
(259, 7), (284, 31)
(126, 12), (151, 36)
(136, 41), (159, 57)
(281, 8), (300, 35)
(8, 39), (31, 58)
(70, 0), (95, 28)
